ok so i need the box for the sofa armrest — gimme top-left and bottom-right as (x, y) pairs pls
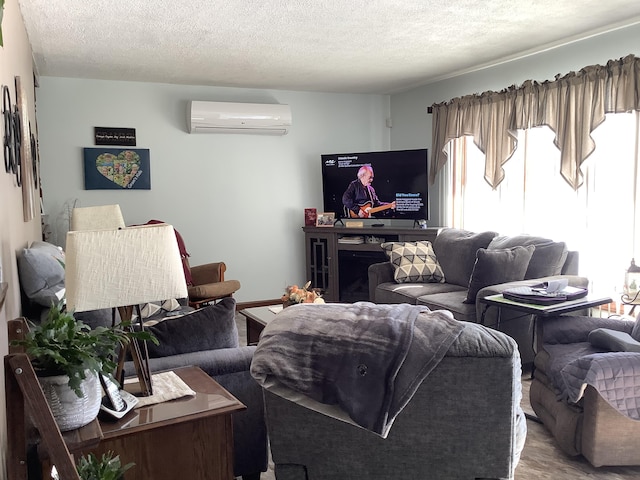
(368, 262), (394, 301)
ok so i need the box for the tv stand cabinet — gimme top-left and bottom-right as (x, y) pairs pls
(303, 226), (441, 302)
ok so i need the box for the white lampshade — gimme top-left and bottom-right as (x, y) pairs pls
(65, 223), (188, 312)
(70, 204), (126, 231)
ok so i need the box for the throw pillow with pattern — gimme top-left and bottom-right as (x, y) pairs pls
(381, 241), (445, 284)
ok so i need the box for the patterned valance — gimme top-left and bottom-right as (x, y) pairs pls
(430, 54), (640, 190)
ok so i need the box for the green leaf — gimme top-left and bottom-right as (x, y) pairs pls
(77, 451), (135, 480)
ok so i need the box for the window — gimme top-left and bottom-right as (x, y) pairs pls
(448, 111), (640, 296)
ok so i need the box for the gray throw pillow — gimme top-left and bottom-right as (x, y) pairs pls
(463, 245), (535, 304)
(145, 297), (239, 358)
(523, 241), (568, 279)
(487, 235), (567, 279)
(589, 328), (640, 353)
(381, 240), (445, 284)
(433, 228), (497, 288)
(17, 241), (66, 307)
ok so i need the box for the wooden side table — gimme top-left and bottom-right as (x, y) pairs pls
(86, 366), (245, 480)
(240, 305), (281, 345)
(479, 293), (612, 374)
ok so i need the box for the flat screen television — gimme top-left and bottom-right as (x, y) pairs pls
(321, 148), (428, 221)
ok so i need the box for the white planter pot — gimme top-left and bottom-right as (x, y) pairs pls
(38, 370), (102, 431)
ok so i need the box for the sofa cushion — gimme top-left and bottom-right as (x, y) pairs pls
(525, 242), (568, 278)
(433, 228), (497, 288)
(488, 235), (567, 279)
(375, 282), (465, 305)
(464, 245), (535, 304)
(381, 240), (445, 284)
(17, 241), (66, 308)
(145, 297), (238, 358)
(416, 290), (476, 322)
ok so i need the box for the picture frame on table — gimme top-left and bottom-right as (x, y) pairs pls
(304, 208), (317, 226)
(316, 212), (335, 227)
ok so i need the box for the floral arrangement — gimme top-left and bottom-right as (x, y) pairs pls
(281, 281), (325, 307)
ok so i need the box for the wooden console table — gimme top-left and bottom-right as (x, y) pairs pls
(303, 225), (441, 302)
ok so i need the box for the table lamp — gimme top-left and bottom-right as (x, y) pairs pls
(70, 204), (126, 231)
(65, 223), (188, 396)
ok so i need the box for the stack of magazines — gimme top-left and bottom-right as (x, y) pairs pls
(503, 279), (588, 305)
(337, 236), (365, 244)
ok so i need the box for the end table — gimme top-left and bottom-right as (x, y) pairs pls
(88, 366), (245, 480)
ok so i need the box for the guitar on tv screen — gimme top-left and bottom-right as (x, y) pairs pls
(321, 149), (428, 222)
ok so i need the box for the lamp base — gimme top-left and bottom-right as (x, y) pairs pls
(114, 305), (153, 396)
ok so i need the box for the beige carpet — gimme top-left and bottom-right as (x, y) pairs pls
(236, 315), (640, 479)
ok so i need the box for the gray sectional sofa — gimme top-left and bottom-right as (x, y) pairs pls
(368, 227), (589, 364)
(253, 304), (527, 480)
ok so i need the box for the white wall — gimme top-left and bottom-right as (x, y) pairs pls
(390, 22), (640, 226)
(36, 79), (390, 301)
(0, 0), (42, 477)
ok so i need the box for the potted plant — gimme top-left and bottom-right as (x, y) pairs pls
(11, 302), (157, 431)
(76, 451), (134, 480)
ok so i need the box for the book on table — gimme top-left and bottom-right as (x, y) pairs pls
(503, 279), (588, 305)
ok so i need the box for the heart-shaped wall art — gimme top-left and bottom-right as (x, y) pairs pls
(95, 150), (141, 188)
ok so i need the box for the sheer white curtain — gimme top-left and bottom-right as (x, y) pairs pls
(448, 111), (640, 295)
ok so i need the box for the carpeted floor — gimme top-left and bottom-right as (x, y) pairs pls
(236, 314), (640, 479)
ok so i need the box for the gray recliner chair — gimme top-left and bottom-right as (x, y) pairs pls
(530, 314), (640, 467)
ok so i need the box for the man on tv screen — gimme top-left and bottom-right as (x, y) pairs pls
(342, 165), (396, 219)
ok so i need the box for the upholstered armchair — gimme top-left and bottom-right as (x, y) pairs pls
(530, 314), (640, 467)
(187, 259), (241, 309)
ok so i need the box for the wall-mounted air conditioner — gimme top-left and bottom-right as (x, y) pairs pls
(187, 101), (292, 135)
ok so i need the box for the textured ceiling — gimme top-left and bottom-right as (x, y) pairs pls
(16, 1), (640, 94)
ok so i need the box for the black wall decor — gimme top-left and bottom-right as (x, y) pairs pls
(94, 127), (136, 146)
(2, 84), (21, 187)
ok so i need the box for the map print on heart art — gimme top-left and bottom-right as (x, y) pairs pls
(96, 150), (140, 188)
(83, 148), (151, 190)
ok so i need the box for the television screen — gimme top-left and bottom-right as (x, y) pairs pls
(321, 148), (428, 221)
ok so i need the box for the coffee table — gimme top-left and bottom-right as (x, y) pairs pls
(240, 305), (282, 345)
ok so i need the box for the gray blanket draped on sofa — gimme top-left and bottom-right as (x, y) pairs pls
(250, 302), (464, 437)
